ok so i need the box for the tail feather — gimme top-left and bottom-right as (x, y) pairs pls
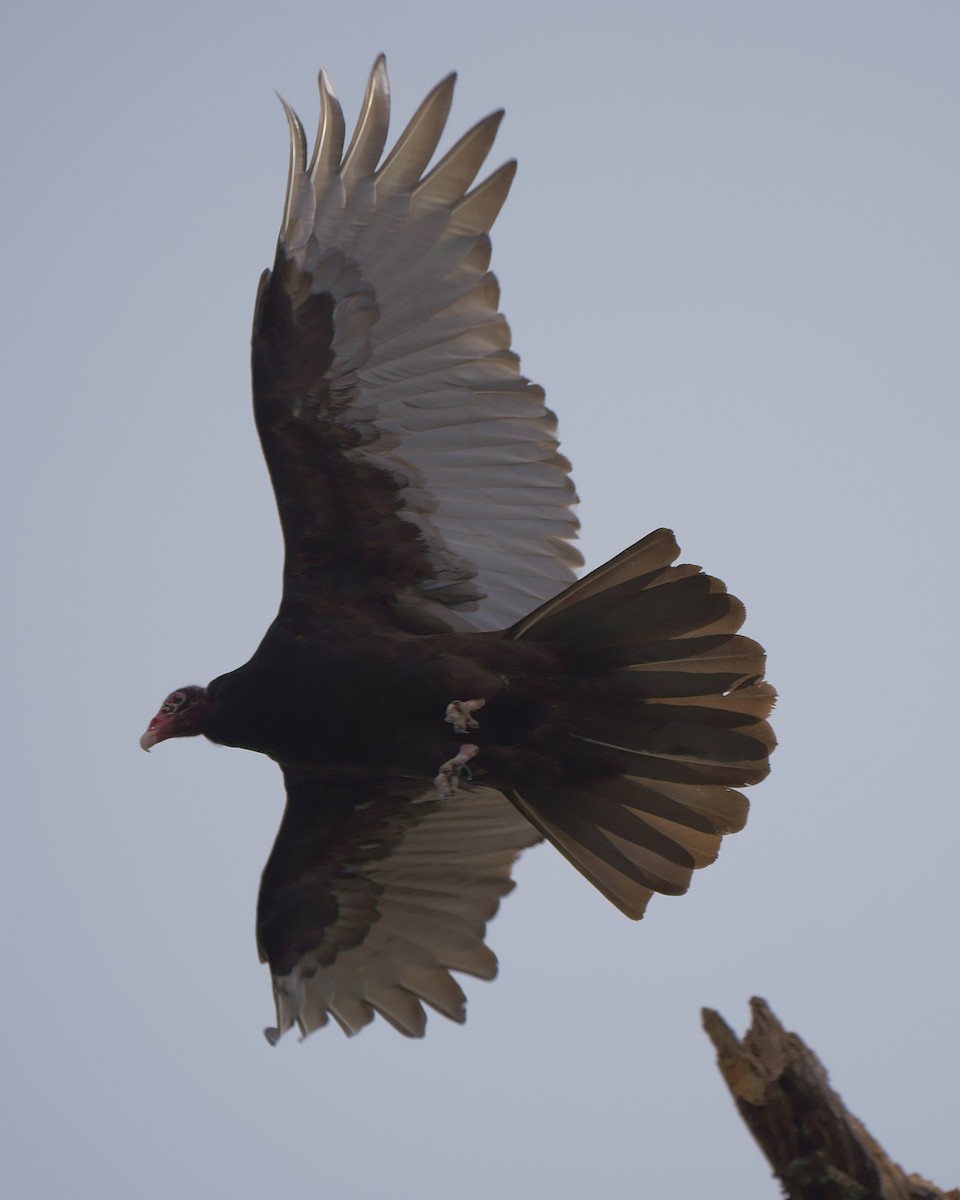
(509, 528), (683, 638)
(573, 702), (772, 770)
(569, 774), (747, 835)
(614, 638), (769, 699)
(526, 568), (739, 645)
(507, 528), (775, 919)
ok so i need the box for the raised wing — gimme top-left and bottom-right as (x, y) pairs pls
(252, 57), (580, 635)
(257, 770), (542, 1040)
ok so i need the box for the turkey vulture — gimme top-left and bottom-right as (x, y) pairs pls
(141, 57), (775, 1043)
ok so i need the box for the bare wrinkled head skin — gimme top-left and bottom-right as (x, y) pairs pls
(140, 686), (210, 751)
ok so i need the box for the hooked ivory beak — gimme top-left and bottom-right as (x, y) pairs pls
(140, 727), (159, 752)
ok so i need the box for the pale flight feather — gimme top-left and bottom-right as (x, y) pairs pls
(275, 54), (581, 632)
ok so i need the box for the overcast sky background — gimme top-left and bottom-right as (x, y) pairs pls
(3, 2), (958, 1197)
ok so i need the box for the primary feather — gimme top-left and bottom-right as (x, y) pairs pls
(141, 58), (775, 1042)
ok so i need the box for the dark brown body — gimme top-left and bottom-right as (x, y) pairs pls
(205, 621), (576, 784)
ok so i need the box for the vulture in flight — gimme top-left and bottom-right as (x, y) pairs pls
(142, 57), (775, 1043)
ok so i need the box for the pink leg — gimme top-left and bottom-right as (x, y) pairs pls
(444, 698), (486, 733)
(434, 743), (480, 799)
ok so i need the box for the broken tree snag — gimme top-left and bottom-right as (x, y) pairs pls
(702, 997), (957, 1200)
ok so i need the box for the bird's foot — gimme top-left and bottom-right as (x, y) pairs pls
(435, 743), (480, 799)
(444, 698), (485, 733)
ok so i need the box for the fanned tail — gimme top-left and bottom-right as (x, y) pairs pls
(507, 528), (775, 919)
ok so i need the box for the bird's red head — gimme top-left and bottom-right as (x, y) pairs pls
(140, 685), (210, 751)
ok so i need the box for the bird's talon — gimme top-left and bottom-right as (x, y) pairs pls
(435, 743), (480, 798)
(444, 698), (486, 733)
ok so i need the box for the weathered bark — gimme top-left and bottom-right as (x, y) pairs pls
(702, 997), (957, 1200)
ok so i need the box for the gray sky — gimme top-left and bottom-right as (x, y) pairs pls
(4, 2), (958, 1196)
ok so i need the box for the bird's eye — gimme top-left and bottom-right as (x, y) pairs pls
(162, 691), (187, 715)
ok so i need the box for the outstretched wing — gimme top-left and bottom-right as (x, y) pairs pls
(257, 770), (542, 1041)
(252, 57), (580, 635)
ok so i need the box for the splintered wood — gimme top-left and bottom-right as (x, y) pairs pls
(702, 997), (957, 1200)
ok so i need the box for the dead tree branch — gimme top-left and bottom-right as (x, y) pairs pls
(702, 997), (957, 1200)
